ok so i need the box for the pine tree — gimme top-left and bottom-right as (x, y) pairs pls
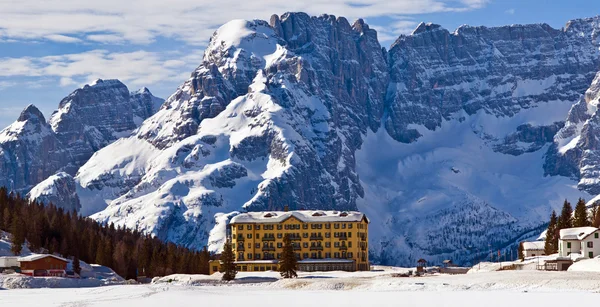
(518, 242), (524, 261)
(278, 234), (298, 278)
(545, 210), (558, 255)
(593, 203), (600, 228)
(220, 240), (237, 281)
(573, 198), (589, 227)
(10, 216), (25, 255)
(557, 200), (573, 229)
(199, 246), (210, 275)
(73, 256), (82, 276)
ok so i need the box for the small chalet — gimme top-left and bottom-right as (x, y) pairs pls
(558, 227), (600, 259)
(522, 241), (545, 258)
(18, 254), (68, 277)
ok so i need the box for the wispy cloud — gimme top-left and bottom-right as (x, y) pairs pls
(505, 8), (515, 15)
(0, 0), (489, 45)
(0, 49), (203, 88)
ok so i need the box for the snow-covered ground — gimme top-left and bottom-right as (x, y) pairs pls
(5, 267), (600, 306)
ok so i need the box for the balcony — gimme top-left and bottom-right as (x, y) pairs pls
(310, 236), (323, 241)
(236, 236), (245, 241)
(338, 236), (348, 241)
(262, 236), (276, 241)
(339, 246), (348, 250)
(310, 246), (323, 251)
(262, 246), (276, 251)
(237, 246), (245, 251)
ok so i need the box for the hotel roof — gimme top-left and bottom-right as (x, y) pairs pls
(230, 210), (368, 224)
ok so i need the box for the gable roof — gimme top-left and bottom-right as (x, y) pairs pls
(559, 227), (598, 240)
(17, 254), (68, 263)
(522, 241), (545, 250)
(230, 210), (369, 224)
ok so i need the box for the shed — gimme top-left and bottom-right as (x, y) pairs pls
(18, 254), (68, 277)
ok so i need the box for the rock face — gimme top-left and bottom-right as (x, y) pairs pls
(71, 13), (600, 266)
(0, 79), (163, 209)
(385, 22), (598, 143)
(26, 172), (81, 212)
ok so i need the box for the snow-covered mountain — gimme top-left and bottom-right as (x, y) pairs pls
(0, 79), (163, 208)
(66, 13), (600, 266)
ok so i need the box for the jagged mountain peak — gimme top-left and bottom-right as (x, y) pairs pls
(17, 104), (46, 123)
(412, 22), (443, 35)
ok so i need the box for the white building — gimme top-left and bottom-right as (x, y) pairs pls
(522, 241), (545, 257)
(0, 256), (19, 269)
(558, 227), (600, 258)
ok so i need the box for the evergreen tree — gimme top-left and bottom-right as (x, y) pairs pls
(73, 256), (82, 276)
(278, 234), (298, 278)
(592, 203), (600, 228)
(557, 200), (573, 230)
(199, 246), (210, 275)
(10, 216), (25, 255)
(220, 240), (237, 281)
(573, 198), (589, 227)
(518, 242), (524, 261)
(545, 210), (558, 255)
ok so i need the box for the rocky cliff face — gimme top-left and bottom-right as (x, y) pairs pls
(26, 172), (81, 212)
(0, 79), (163, 209)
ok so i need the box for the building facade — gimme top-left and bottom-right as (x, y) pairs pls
(18, 254), (68, 277)
(558, 227), (600, 258)
(228, 210), (369, 272)
(522, 241), (545, 258)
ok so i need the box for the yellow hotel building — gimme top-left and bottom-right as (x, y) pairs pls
(221, 210), (369, 273)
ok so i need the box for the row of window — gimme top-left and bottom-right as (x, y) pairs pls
(238, 232), (355, 239)
(239, 252), (355, 260)
(236, 223), (361, 231)
(236, 241), (352, 249)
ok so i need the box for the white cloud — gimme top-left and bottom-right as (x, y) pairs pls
(0, 49), (202, 88)
(505, 8), (515, 15)
(44, 34), (82, 43)
(0, 0), (488, 45)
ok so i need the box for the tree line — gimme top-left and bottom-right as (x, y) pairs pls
(544, 198), (600, 255)
(0, 187), (211, 279)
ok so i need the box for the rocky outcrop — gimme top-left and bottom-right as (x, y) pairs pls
(26, 172), (81, 212)
(385, 22), (599, 143)
(0, 79), (163, 197)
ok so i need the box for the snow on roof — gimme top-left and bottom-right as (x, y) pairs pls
(230, 210), (368, 224)
(522, 241), (545, 250)
(17, 254), (68, 263)
(559, 227), (598, 240)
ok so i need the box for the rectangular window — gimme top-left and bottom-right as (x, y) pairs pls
(325, 223), (330, 229)
(277, 225), (282, 230)
(303, 233), (308, 238)
(303, 253), (308, 258)
(334, 223), (339, 229)
(349, 242), (352, 247)
(325, 233), (330, 238)
(247, 225), (252, 230)
(588, 241), (594, 248)
(255, 254), (261, 259)
(247, 234), (252, 239)
(238, 225), (243, 230)
(277, 233), (282, 239)
(304, 224), (309, 229)
(303, 242), (308, 248)
(248, 253), (252, 259)
(596, 233), (599, 239)
(255, 225), (260, 230)
(567, 242), (571, 248)
(348, 232), (352, 238)
(256, 234), (260, 239)
(348, 224), (353, 229)
(277, 242), (282, 248)
(342, 223), (346, 229)
(325, 242), (331, 248)
(590, 252), (594, 258)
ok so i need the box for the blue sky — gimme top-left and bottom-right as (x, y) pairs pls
(0, 0), (598, 129)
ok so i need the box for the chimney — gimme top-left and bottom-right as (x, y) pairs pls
(284, 205), (289, 212)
